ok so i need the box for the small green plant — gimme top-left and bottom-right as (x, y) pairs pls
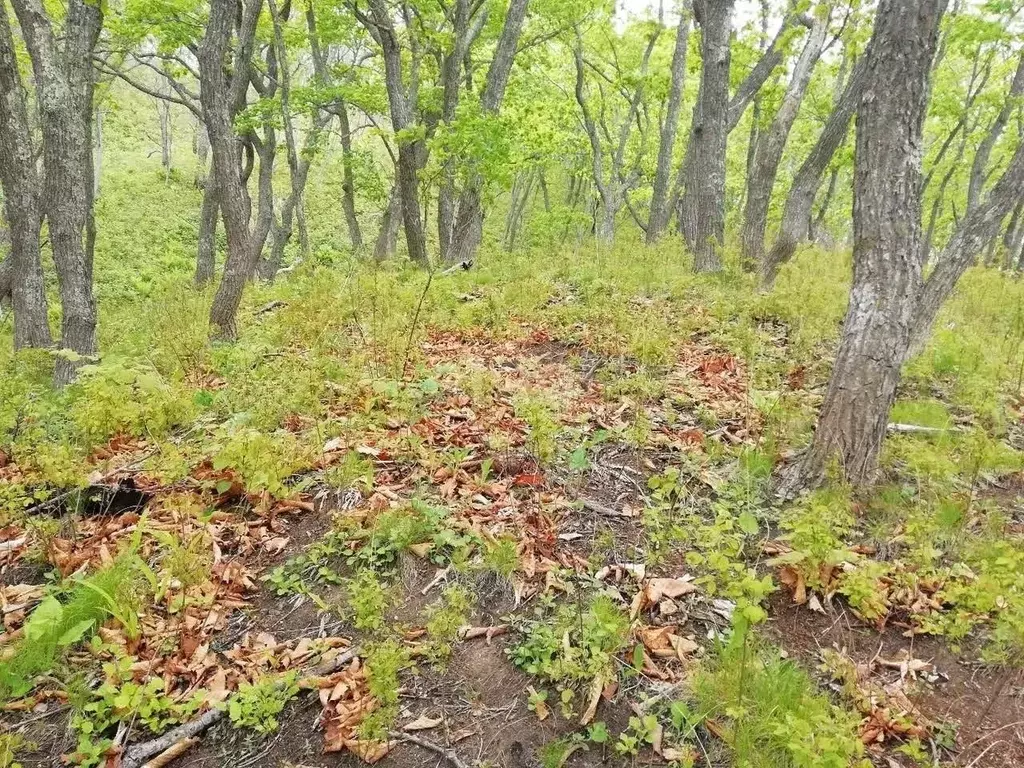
(614, 714), (659, 756)
(228, 672), (300, 734)
(513, 392), (560, 464)
(359, 640), (411, 740)
(343, 569), (392, 632)
(423, 583), (474, 663)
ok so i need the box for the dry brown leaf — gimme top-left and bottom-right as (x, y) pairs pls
(645, 577), (698, 603)
(403, 714), (443, 732)
(579, 675), (603, 726)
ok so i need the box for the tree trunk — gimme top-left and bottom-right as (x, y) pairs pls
(194, 116), (210, 188)
(760, 53), (871, 287)
(445, 0), (530, 265)
(199, 0), (263, 340)
(159, 87), (172, 175)
(373, 183), (402, 262)
(195, 183), (218, 285)
(966, 51), (1024, 213)
(907, 139), (1024, 357)
(741, 11), (828, 268)
(646, 6), (690, 243)
(365, 0), (429, 268)
(93, 105), (103, 198)
(337, 101), (363, 249)
(0, 0), (51, 349)
(12, 0), (102, 385)
(678, 0), (734, 272)
(789, 0), (946, 491)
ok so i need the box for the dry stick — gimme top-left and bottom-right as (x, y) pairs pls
(401, 269), (435, 378)
(141, 737), (198, 768)
(388, 731), (472, 768)
(122, 649), (358, 768)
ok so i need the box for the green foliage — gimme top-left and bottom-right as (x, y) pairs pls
(693, 629), (868, 768)
(210, 426), (309, 499)
(513, 392), (561, 464)
(509, 594), (629, 685)
(423, 583), (474, 663)
(359, 640), (411, 740)
(343, 569), (392, 632)
(0, 556), (145, 701)
(228, 672), (300, 734)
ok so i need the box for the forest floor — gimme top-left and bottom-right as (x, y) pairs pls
(3, 244), (1024, 768)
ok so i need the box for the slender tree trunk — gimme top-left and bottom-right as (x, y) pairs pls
(194, 116), (210, 188)
(679, 0), (734, 272)
(159, 87), (172, 175)
(741, 11), (828, 268)
(0, 0), (50, 349)
(907, 140), (1024, 357)
(93, 105), (103, 198)
(445, 0), (530, 265)
(373, 183), (402, 262)
(267, 0), (309, 262)
(195, 183), (218, 285)
(364, 0), (428, 268)
(647, 6), (690, 243)
(12, 0), (102, 385)
(337, 101), (363, 249)
(789, 0), (947, 491)
(967, 52), (1024, 212)
(760, 53), (871, 287)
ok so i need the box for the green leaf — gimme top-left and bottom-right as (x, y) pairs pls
(738, 510), (760, 536)
(23, 596), (64, 642)
(58, 619), (97, 647)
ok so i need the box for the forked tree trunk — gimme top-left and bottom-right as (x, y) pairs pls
(0, 0), (50, 349)
(646, 6), (690, 243)
(364, 0), (428, 268)
(678, 0), (734, 272)
(788, 0), (946, 491)
(12, 0), (102, 385)
(741, 11), (828, 268)
(199, 0), (263, 339)
(966, 52), (1024, 213)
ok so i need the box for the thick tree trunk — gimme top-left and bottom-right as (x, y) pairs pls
(678, 0), (734, 272)
(13, 0), (102, 385)
(760, 53), (871, 287)
(646, 7), (690, 243)
(741, 12), (828, 268)
(790, 0), (946, 491)
(0, 0), (50, 349)
(445, 0), (530, 265)
(195, 183), (218, 285)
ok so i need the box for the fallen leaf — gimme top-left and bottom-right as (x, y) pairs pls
(403, 714), (443, 731)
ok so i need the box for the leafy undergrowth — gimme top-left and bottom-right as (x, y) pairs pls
(3, 246), (1024, 767)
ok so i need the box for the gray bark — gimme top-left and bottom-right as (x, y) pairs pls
(646, 6), (691, 243)
(158, 86), (172, 174)
(12, 0), (102, 385)
(908, 139), (1024, 356)
(267, 0), (310, 263)
(678, 0), (734, 272)
(967, 51), (1024, 213)
(195, 183), (218, 285)
(791, 0), (947, 490)
(361, 0), (429, 268)
(740, 10), (828, 268)
(445, 0), (530, 265)
(373, 183), (402, 262)
(760, 52), (871, 287)
(0, 0), (51, 349)
(199, 0), (267, 339)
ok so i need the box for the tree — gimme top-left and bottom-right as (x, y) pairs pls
(787, 0), (947, 490)
(646, 4), (691, 243)
(677, 0), (735, 272)
(0, 0), (50, 349)
(9, 0), (103, 385)
(199, 0), (275, 339)
(741, 4), (829, 268)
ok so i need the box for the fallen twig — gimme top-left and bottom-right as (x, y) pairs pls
(388, 730), (471, 768)
(122, 709), (223, 768)
(0, 536), (26, 552)
(887, 422), (959, 435)
(141, 737), (198, 768)
(124, 648), (358, 768)
(580, 497), (629, 517)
